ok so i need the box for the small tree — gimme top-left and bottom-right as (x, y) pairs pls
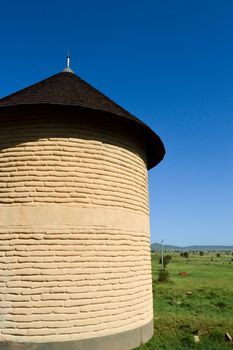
(199, 251), (204, 256)
(183, 251), (189, 259)
(159, 254), (172, 267)
(216, 253), (221, 258)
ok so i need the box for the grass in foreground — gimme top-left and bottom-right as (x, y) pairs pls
(134, 251), (233, 349)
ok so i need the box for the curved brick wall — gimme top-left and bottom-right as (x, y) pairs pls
(0, 116), (148, 213)
(0, 114), (153, 347)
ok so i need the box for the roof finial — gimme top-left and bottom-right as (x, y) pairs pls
(66, 49), (70, 67)
(63, 50), (74, 74)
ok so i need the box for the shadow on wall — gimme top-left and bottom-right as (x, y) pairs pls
(0, 105), (148, 163)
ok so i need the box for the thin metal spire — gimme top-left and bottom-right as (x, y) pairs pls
(63, 50), (74, 73)
(66, 49), (70, 67)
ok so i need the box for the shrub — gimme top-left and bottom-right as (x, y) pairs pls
(199, 251), (204, 256)
(216, 253), (221, 258)
(159, 254), (172, 267)
(209, 330), (223, 342)
(215, 301), (227, 309)
(181, 333), (195, 348)
(180, 251), (189, 258)
(158, 269), (170, 282)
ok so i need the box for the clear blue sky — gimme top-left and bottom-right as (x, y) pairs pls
(0, 0), (232, 246)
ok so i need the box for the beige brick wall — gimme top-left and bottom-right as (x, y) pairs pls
(0, 116), (148, 214)
(0, 115), (153, 343)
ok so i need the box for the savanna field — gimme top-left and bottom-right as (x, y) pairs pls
(134, 251), (233, 350)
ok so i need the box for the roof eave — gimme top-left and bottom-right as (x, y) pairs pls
(0, 103), (165, 170)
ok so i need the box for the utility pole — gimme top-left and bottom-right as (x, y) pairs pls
(161, 240), (164, 270)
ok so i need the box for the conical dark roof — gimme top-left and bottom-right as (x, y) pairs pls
(0, 71), (165, 169)
(0, 72), (136, 118)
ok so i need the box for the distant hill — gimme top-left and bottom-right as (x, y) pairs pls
(151, 242), (233, 251)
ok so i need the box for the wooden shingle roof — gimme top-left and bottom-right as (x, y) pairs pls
(0, 71), (165, 169)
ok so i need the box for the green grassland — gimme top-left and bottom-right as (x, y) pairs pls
(134, 251), (233, 350)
